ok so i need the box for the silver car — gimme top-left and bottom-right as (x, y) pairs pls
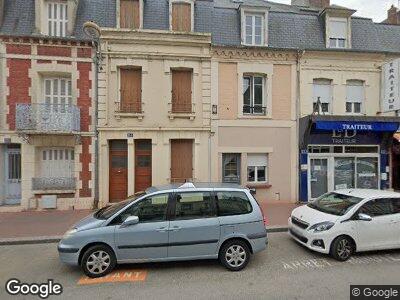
(58, 183), (267, 277)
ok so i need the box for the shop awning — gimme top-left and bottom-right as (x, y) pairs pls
(315, 121), (399, 132)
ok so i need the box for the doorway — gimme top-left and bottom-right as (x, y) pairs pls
(4, 144), (21, 205)
(135, 140), (152, 193)
(109, 140), (128, 203)
(170, 139), (193, 183)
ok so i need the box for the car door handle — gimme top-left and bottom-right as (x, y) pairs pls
(170, 226), (181, 231)
(156, 227), (168, 232)
(390, 220), (400, 224)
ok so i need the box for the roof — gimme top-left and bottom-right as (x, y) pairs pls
(335, 189), (400, 199)
(1, 0), (400, 54)
(146, 182), (244, 193)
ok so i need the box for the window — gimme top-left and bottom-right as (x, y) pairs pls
(115, 194), (169, 224)
(313, 79), (332, 114)
(244, 14), (264, 45)
(216, 192), (252, 216)
(171, 69), (192, 113)
(247, 154), (268, 183)
(359, 199), (393, 217)
(329, 18), (347, 48)
(119, 68), (142, 113)
(222, 153), (241, 184)
(41, 148), (74, 179)
(243, 75), (265, 115)
(171, 2), (191, 32)
(120, 0), (140, 29)
(174, 192), (215, 220)
(47, 2), (68, 37)
(44, 78), (72, 111)
(7, 148), (21, 180)
(346, 80), (364, 114)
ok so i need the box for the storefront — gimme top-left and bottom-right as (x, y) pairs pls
(299, 115), (400, 202)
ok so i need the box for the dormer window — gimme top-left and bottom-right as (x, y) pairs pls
(328, 18), (348, 48)
(170, 0), (194, 32)
(47, 2), (68, 37)
(240, 6), (269, 47)
(119, 0), (142, 29)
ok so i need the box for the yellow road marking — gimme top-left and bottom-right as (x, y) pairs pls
(78, 270), (147, 285)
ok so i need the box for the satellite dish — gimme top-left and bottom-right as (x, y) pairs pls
(83, 21), (101, 40)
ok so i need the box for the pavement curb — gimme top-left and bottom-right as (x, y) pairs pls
(266, 226), (288, 233)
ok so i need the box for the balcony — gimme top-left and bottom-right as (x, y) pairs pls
(243, 105), (267, 116)
(114, 101), (144, 119)
(32, 177), (76, 192)
(16, 103), (80, 134)
(168, 96), (196, 120)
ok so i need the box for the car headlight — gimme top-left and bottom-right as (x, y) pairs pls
(308, 221), (335, 232)
(63, 228), (78, 238)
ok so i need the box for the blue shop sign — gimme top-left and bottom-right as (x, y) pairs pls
(315, 121), (399, 132)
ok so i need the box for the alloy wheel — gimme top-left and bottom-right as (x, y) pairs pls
(86, 250), (111, 275)
(225, 245), (247, 268)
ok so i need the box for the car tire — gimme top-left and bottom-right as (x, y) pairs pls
(81, 245), (117, 278)
(330, 236), (354, 261)
(219, 239), (251, 271)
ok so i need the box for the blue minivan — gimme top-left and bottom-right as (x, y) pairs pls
(58, 183), (267, 277)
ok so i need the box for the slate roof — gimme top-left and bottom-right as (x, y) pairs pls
(1, 0), (400, 54)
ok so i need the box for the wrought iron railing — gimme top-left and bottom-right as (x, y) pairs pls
(16, 103), (80, 133)
(32, 177), (76, 191)
(115, 101), (143, 114)
(243, 105), (267, 115)
(170, 92), (194, 113)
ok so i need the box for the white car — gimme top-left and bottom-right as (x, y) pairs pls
(288, 189), (400, 261)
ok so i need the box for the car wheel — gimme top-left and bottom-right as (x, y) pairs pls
(219, 240), (251, 271)
(81, 245), (116, 278)
(330, 236), (354, 261)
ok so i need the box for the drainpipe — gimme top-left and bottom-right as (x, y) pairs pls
(93, 44), (100, 209)
(296, 49), (305, 203)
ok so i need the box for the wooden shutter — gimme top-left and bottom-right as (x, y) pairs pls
(120, 0), (140, 29)
(172, 69), (192, 113)
(120, 68), (142, 113)
(171, 139), (193, 183)
(172, 3), (191, 31)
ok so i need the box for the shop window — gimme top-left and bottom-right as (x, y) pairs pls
(328, 18), (348, 49)
(222, 153), (241, 184)
(47, 2), (68, 37)
(313, 79), (332, 114)
(243, 75), (266, 115)
(247, 154), (268, 183)
(346, 80), (364, 114)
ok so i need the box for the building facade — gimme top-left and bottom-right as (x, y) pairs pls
(0, 0), (96, 211)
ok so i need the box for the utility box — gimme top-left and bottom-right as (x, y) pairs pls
(40, 195), (57, 209)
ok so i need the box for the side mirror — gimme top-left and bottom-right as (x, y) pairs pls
(357, 213), (372, 222)
(121, 215), (139, 228)
(249, 188), (256, 196)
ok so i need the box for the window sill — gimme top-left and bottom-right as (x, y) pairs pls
(115, 112), (144, 120)
(246, 183), (272, 189)
(33, 189), (76, 195)
(239, 114), (271, 120)
(168, 113), (195, 120)
(241, 43), (268, 47)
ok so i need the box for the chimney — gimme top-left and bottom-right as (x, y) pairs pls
(291, 0), (330, 9)
(386, 5), (400, 25)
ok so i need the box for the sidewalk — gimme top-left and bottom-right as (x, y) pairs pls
(0, 202), (300, 244)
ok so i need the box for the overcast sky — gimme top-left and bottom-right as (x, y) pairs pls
(270, 0), (399, 22)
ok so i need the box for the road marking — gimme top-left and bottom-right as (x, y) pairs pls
(78, 270), (147, 285)
(281, 254), (400, 271)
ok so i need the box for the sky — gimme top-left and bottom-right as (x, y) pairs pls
(270, 0), (399, 22)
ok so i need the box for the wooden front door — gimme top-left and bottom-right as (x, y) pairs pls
(135, 140), (152, 193)
(109, 140), (128, 203)
(171, 139), (193, 183)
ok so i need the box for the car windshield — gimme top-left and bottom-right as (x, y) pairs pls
(308, 192), (363, 216)
(94, 192), (146, 220)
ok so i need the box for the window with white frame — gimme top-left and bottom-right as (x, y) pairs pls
(247, 154), (268, 183)
(222, 153), (241, 184)
(44, 78), (72, 111)
(47, 2), (68, 37)
(328, 18), (347, 48)
(313, 79), (332, 114)
(243, 75), (266, 115)
(244, 14), (264, 46)
(41, 148), (74, 179)
(346, 80), (364, 114)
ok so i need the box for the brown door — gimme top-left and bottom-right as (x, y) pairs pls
(120, 0), (140, 29)
(172, 69), (192, 113)
(109, 140), (128, 202)
(135, 140), (152, 192)
(120, 68), (142, 113)
(171, 139), (193, 183)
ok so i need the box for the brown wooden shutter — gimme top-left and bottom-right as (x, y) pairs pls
(171, 139), (193, 183)
(172, 69), (192, 113)
(172, 3), (191, 31)
(120, 0), (140, 29)
(120, 68), (142, 113)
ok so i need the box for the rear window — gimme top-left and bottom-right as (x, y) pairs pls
(216, 191), (252, 216)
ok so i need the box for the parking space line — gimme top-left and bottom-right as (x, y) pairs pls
(78, 270), (147, 285)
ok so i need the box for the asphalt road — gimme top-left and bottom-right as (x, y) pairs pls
(1, 232), (400, 300)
